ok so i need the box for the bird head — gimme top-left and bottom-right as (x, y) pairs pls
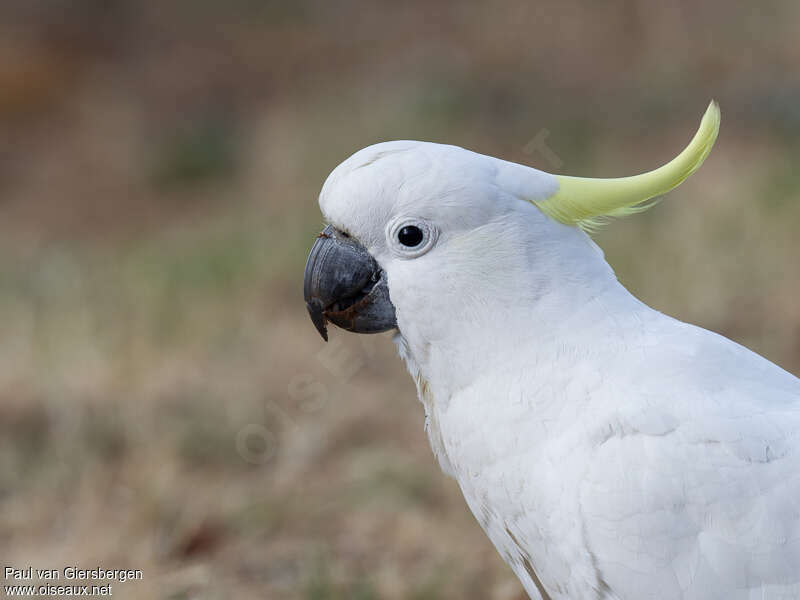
(304, 103), (720, 377)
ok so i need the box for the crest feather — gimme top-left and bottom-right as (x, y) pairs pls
(534, 101), (720, 231)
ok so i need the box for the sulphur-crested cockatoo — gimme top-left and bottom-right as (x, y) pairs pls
(303, 102), (800, 600)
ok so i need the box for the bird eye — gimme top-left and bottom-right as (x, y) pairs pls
(397, 225), (423, 247)
(386, 218), (438, 259)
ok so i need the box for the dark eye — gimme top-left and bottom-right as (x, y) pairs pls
(388, 218), (437, 258)
(397, 225), (424, 247)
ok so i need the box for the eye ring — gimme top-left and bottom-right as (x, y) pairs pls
(386, 218), (438, 259)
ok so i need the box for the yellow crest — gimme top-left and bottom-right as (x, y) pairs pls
(534, 101), (720, 230)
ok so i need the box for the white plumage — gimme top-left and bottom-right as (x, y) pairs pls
(316, 127), (800, 599)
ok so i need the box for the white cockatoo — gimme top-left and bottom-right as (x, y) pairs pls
(303, 102), (800, 600)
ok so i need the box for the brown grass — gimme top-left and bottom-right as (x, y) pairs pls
(1, 1), (798, 598)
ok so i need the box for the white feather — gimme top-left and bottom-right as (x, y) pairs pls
(319, 141), (800, 600)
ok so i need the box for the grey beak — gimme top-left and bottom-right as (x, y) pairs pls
(303, 225), (397, 341)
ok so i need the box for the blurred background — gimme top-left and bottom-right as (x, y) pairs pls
(0, 1), (798, 598)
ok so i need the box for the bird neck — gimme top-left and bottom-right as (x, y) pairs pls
(395, 225), (656, 407)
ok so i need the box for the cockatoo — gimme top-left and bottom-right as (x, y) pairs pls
(302, 102), (800, 600)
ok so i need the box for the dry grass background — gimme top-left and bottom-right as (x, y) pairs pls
(0, 1), (798, 598)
